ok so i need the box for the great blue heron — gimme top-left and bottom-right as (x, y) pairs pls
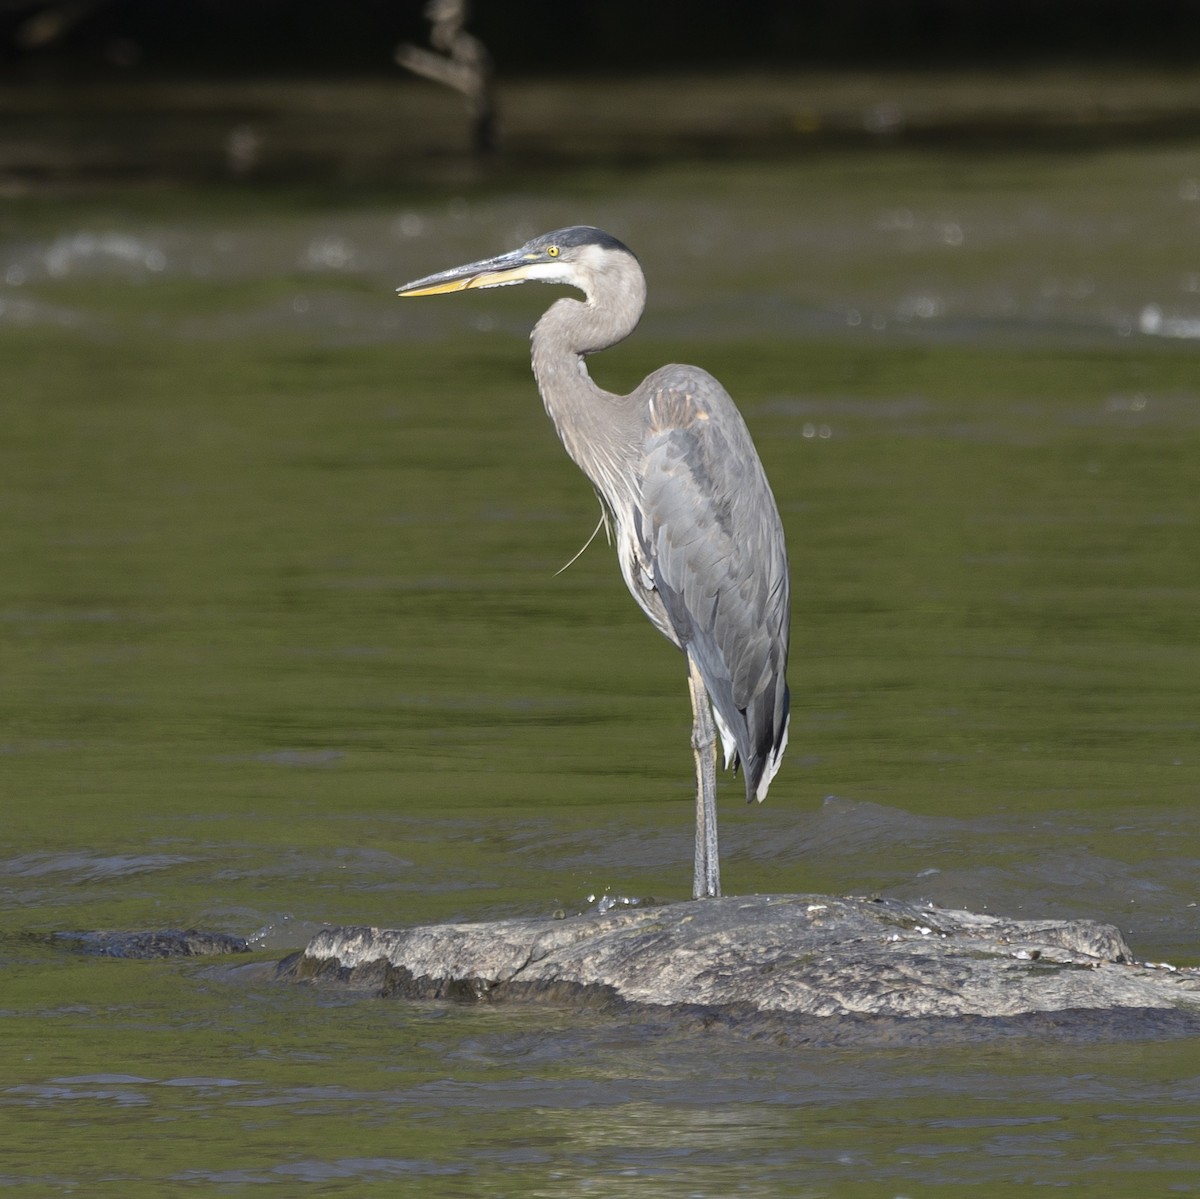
(397, 226), (790, 899)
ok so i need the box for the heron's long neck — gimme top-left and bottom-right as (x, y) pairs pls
(529, 268), (646, 494)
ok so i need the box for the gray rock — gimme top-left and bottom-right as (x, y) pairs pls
(278, 895), (1200, 1042)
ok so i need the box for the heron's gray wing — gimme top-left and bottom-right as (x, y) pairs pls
(635, 367), (790, 802)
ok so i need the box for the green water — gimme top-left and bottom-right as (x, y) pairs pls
(3, 128), (1200, 1193)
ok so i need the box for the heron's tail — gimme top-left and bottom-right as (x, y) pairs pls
(741, 678), (790, 804)
(750, 712), (789, 802)
(709, 678), (790, 804)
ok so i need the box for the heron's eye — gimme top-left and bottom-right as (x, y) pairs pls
(546, 245), (560, 258)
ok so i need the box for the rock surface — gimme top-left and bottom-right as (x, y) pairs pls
(278, 895), (1200, 1037)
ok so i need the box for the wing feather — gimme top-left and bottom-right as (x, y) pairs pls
(634, 367), (790, 802)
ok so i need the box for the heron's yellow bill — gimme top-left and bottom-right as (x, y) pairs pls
(397, 265), (534, 297)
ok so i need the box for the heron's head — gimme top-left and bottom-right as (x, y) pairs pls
(396, 226), (638, 300)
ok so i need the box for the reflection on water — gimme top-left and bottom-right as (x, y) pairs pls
(2, 100), (1200, 1192)
(6, 134), (1200, 351)
(4, 980), (1200, 1194)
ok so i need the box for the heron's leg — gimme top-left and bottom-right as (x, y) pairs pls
(686, 653), (720, 899)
